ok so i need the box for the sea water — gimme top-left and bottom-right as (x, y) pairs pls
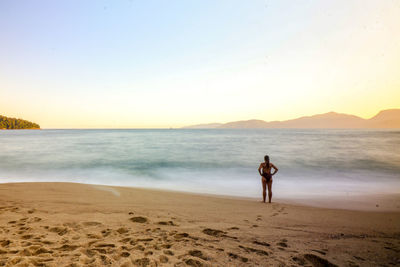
(0, 129), (399, 199)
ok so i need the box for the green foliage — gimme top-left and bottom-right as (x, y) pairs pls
(0, 115), (40, 129)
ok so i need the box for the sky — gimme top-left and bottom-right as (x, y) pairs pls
(1, 0), (399, 128)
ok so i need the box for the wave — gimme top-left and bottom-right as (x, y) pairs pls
(0, 129), (399, 199)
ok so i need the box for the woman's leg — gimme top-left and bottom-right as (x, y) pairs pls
(262, 177), (267, 202)
(267, 180), (273, 203)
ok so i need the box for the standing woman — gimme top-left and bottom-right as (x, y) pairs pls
(258, 155), (278, 203)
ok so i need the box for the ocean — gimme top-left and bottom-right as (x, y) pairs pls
(0, 129), (399, 199)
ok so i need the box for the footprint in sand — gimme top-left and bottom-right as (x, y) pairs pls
(101, 228), (112, 237)
(51, 227), (69, 236)
(239, 245), (269, 256)
(303, 254), (338, 267)
(134, 244), (145, 251)
(29, 217), (42, 223)
(312, 249), (327, 255)
(95, 243), (116, 248)
(120, 245), (130, 251)
(88, 239), (102, 248)
(63, 222), (82, 231)
(0, 240), (11, 247)
(100, 254), (112, 265)
(227, 252), (248, 263)
(130, 216), (148, 223)
(93, 247), (107, 254)
(184, 258), (205, 266)
(353, 255), (365, 261)
(202, 228), (237, 240)
(57, 244), (79, 251)
(116, 227), (129, 234)
(253, 240), (270, 247)
(151, 227), (162, 233)
(157, 220), (177, 226)
(161, 242), (172, 249)
(82, 221), (102, 227)
(120, 251), (130, 257)
(202, 228), (225, 237)
(137, 238), (153, 242)
(292, 256), (306, 265)
(164, 249), (174, 255)
(32, 247), (53, 256)
(21, 234), (34, 240)
(82, 249), (96, 258)
(21, 241), (32, 247)
(87, 233), (102, 239)
(18, 226), (32, 233)
(80, 256), (96, 264)
(277, 239), (288, 249)
(159, 255), (169, 263)
(188, 249), (210, 260)
(132, 257), (150, 266)
(175, 233), (190, 240)
(119, 237), (131, 243)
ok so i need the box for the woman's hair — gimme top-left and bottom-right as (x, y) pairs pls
(264, 155), (270, 167)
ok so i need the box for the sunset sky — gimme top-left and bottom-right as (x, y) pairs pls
(1, 0), (399, 128)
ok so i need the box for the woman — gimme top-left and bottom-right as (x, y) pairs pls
(258, 155), (278, 203)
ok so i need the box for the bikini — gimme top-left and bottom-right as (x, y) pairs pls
(262, 163), (272, 182)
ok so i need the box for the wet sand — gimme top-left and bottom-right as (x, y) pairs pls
(0, 182), (399, 266)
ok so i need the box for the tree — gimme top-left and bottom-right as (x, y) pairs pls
(0, 115), (40, 129)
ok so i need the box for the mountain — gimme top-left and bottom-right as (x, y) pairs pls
(0, 115), (40, 129)
(183, 109), (400, 129)
(183, 123), (223, 129)
(366, 109), (400, 128)
(262, 112), (366, 128)
(222, 120), (269, 129)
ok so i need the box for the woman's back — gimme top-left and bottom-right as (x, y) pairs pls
(262, 162), (271, 174)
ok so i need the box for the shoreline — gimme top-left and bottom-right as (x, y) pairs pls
(0, 182), (399, 266)
(1, 181), (399, 212)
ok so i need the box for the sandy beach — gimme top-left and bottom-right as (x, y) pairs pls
(0, 182), (399, 267)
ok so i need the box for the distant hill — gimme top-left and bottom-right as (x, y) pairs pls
(183, 123), (223, 129)
(366, 109), (400, 128)
(183, 109), (400, 129)
(0, 115), (40, 129)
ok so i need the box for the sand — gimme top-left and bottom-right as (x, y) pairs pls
(0, 183), (399, 266)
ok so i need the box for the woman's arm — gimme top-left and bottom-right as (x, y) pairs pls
(258, 163), (263, 176)
(271, 163), (278, 175)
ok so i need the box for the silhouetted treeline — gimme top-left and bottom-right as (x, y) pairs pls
(0, 115), (40, 129)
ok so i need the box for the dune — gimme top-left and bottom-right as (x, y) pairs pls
(0, 182), (399, 266)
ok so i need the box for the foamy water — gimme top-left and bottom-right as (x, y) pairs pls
(0, 129), (399, 199)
